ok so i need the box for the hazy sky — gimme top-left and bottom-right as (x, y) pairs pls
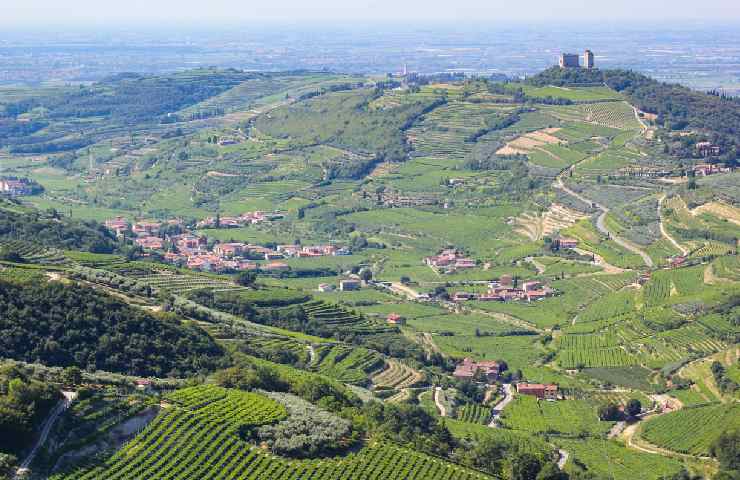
(3, 0), (740, 27)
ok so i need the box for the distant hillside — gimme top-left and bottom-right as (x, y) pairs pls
(0, 206), (118, 254)
(526, 66), (740, 153)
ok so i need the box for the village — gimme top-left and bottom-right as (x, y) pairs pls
(104, 212), (351, 274)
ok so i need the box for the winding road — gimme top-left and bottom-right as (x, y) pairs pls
(434, 386), (448, 417)
(658, 194), (689, 256)
(555, 168), (654, 268)
(487, 383), (513, 427)
(14, 391), (77, 479)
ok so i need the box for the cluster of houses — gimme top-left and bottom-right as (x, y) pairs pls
(693, 163), (731, 177)
(195, 211), (284, 229)
(0, 177), (41, 196)
(104, 215), (349, 273)
(452, 276), (554, 303)
(451, 358), (560, 399)
(619, 162), (731, 179)
(425, 249), (477, 273)
(453, 358), (501, 383)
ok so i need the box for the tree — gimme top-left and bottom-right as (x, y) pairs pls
(0, 453), (17, 478)
(537, 463), (568, 480)
(512, 453), (542, 480)
(235, 271), (257, 287)
(625, 399), (642, 417)
(598, 403), (621, 421)
(61, 366), (83, 386)
(710, 428), (740, 472)
(359, 269), (373, 282)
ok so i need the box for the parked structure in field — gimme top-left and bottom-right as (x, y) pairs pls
(386, 313), (406, 326)
(516, 383), (559, 400)
(559, 53), (580, 69)
(584, 49), (595, 69)
(453, 358), (501, 383)
(339, 278), (362, 291)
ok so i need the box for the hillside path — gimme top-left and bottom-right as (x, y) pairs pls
(658, 194), (689, 256)
(488, 383), (513, 427)
(557, 449), (569, 470)
(434, 387), (448, 417)
(14, 391), (77, 480)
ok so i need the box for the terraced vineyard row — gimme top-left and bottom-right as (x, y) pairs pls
(53, 386), (494, 480)
(372, 359), (424, 390)
(580, 102), (642, 130)
(137, 272), (250, 294)
(0, 239), (69, 265)
(302, 301), (396, 335)
(311, 344), (385, 385)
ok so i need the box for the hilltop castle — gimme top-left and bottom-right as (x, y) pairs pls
(559, 49), (595, 69)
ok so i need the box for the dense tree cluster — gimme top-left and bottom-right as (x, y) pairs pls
(240, 392), (354, 458)
(0, 364), (60, 465)
(0, 280), (225, 377)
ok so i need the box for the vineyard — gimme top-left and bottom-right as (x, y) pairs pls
(555, 438), (683, 480)
(310, 344), (385, 385)
(579, 101), (642, 130)
(558, 344), (638, 369)
(0, 239), (69, 265)
(499, 396), (612, 436)
(640, 403), (740, 456)
(301, 301), (397, 336)
(371, 359), (425, 390)
(53, 385), (495, 480)
(405, 101), (512, 162)
(456, 404), (491, 425)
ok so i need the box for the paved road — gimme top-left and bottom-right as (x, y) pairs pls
(15, 391), (77, 479)
(488, 384), (513, 427)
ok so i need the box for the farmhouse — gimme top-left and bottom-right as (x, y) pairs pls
(453, 358), (500, 383)
(132, 221), (161, 237)
(696, 142), (721, 158)
(424, 249), (476, 272)
(213, 242), (247, 257)
(559, 237), (579, 249)
(0, 177), (40, 196)
(262, 262), (290, 272)
(386, 313), (406, 325)
(135, 236), (164, 250)
(452, 292), (476, 302)
(104, 217), (130, 236)
(693, 163), (729, 176)
(516, 383), (559, 400)
(317, 283), (335, 292)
